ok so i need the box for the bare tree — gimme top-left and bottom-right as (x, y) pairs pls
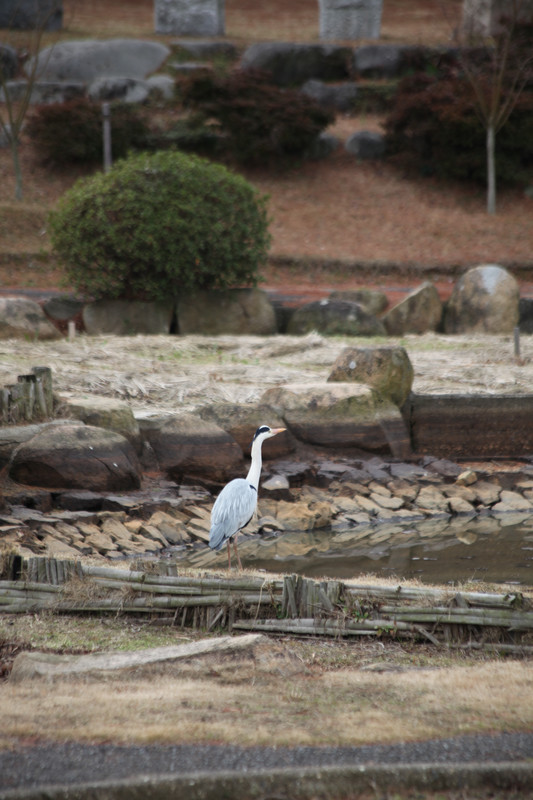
(456, 0), (533, 213)
(0, 0), (62, 199)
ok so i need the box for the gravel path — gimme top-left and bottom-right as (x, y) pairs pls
(1, 733), (532, 792)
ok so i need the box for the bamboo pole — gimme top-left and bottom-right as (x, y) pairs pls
(380, 607), (533, 629)
(32, 366), (53, 416)
(81, 563), (280, 593)
(0, 387), (9, 423)
(0, 580), (61, 593)
(346, 584), (529, 610)
(232, 618), (432, 638)
(88, 576), (282, 602)
(17, 374), (36, 420)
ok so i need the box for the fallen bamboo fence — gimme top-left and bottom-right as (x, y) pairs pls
(0, 366), (54, 424)
(0, 556), (532, 650)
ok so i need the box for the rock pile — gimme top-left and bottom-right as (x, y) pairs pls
(2, 453), (533, 563)
(0, 263), (523, 340)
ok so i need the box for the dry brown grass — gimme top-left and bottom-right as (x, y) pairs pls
(1, 655), (531, 748)
(1, 332), (533, 421)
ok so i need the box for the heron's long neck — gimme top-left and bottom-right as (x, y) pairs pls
(246, 437), (263, 489)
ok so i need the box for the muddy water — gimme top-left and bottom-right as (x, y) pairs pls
(176, 514), (533, 587)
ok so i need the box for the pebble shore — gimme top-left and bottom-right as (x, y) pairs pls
(3, 454), (533, 563)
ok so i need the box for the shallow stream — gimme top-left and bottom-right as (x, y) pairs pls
(175, 513), (533, 588)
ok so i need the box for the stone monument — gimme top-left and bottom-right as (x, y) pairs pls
(0, 0), (62, 31)
(155, 0), (225, 36)
(461, 0), (533, 37)
(318, 0), (383, 40)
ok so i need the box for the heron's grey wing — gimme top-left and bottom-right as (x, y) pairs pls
(209, 478), (257, 551)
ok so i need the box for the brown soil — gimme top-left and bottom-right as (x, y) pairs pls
(1, 0), (532, 306)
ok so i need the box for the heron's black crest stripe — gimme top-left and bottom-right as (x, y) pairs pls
(253, 425), (271, 440)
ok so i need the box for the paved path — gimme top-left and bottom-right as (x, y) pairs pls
(1, 732), (532, 797)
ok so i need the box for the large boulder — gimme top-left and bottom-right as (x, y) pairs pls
(352, 44), (434, 78)
(352, 45), (449, 79)
(42, 294), (84, 323)
(329, 288), (388, 316)
(261, 382), (410, 457)
(87, 76), (151, 104)
(300, 79), (358, 112)
(9, 423), (142, 490)
(82, 300), (174, 335)
(60, 395), (141, 450)
(345, 131), (385, 160)
(27, 39), (170, 82)
(0, 79), (84, 105)
(0, 297), (60, 340)
(327, 345), (414, 407)
(197, 403), (293, 458)
(172, 40), (238, 60)
(0, 44), (18, 80)
(143, 414), (244, 483)
(382, 281), (443, 335)
(287, 299), (385, 337)
(444, 264), (520, 334)
(177, 289), (276, 335)
(0, 420), (73, 470)
(240, 42), (351, 86)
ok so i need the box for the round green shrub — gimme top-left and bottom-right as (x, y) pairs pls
(49, 150), (271, 301)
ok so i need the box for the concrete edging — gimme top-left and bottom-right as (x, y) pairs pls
(2, 762), (532, 800)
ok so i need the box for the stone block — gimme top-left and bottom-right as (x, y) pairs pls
(240, 42), (350, 86)
(345, 131), (385, 160)
(328, 345), (414, 407)
(408, 394), (533, 458)
(82, 299), (174, 336)
(287, 299), (385, 337)
(0, 297), (60, 340)
(444, 264), (519, 335)
(177, 289), (276, 336)
(261, 381), (410, 457)
(382, 281), (443, 335)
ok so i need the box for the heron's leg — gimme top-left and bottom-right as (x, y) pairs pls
(233, 534), (243, 571)
(227, 540), (232, 570)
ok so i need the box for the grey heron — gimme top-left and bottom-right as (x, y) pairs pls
(209, 425), (286, 570)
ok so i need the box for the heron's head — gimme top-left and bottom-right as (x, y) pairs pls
(253, 425), (286, 442)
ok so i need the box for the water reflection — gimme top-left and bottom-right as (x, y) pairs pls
(173, 513), (533, 586)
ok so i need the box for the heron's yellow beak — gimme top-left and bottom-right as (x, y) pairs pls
(270, 427), (286, 436)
